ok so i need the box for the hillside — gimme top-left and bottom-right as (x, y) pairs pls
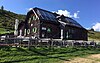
(88, 30), (100, 42)
(0, 9), (26, 34)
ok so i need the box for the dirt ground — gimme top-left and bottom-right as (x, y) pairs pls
(64, 54), (100, 63)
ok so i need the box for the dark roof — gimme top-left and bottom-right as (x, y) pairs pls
(34, 7), (57, 22)
(27, 7), (86, 29)
(56, 15), (83, 28)
(65, 17), (83, 28)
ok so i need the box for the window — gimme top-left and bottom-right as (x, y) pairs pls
(32, 27), (37, 33)
(42, 27), (46, 30)
(27, 29), (30, 34)
(47, 28), (51, 32)
(32, 16), (36, 20)
(28, 18), (31, 23)
(28, 14), (36, 24)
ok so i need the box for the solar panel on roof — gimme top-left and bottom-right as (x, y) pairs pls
(36, 9), (56, 21)
(37, 10), (44, 19)
(65, 17), (82, 28)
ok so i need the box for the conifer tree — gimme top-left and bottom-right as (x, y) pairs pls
(1, 6), (4, 11)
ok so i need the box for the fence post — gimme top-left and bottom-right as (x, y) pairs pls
(72, 41), (74, 47)
(28, 40), (30, 49)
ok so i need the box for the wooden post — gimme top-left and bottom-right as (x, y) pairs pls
(19, 38), (22, 47)
(51, 39), (53, 47)
(28, 40), (30, 49)
(72, 41), (74, 47)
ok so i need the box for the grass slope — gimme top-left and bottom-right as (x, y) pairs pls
(88, 30), (100, 41)
(0, 9), (25, 34)
(0, 47), (100, 63)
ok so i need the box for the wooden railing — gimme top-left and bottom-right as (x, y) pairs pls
(0, 37), (99, 48)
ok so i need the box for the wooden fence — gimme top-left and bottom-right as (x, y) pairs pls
(0, 37), (99, 48)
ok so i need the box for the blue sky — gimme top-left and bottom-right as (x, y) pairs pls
(0, 0), (100, 31)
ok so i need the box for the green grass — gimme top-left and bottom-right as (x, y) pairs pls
(88, 30), (100, 41)
(0, 28), (14, 34)
(0, 28), (6, 34)
(0, 9), (25, 30)
(0, 46), (100, 63)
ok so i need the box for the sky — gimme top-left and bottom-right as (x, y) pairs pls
(0, 0), (100, 31)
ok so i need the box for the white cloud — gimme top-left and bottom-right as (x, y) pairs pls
(56, 10), (80, 18)
(56, 10), (72, 17)
(92, 22), (100, 31)
(28, 8), (33, 11)
(73, 11), (80, 18)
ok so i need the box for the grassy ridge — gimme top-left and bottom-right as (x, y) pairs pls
(0, 9), (25, 31)
(0, 47), (100, 63)
(88, 30), (100, 41)
(0, 28), (14, 34)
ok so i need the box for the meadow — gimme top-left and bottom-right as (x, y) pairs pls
(0, 46), (100, 63)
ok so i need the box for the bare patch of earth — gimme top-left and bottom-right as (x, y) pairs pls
(64, 54), (100, 63)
